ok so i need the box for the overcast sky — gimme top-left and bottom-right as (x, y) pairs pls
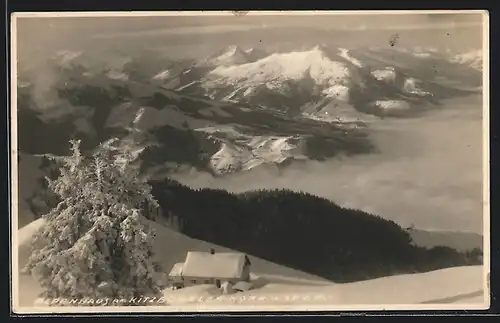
(15, 12), (484, 62)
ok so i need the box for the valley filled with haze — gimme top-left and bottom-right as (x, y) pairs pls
(176, 93), (483, 233)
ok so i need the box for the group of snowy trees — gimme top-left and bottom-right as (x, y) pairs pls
(23, 115), (166, 303)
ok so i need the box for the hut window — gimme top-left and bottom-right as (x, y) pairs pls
(191, 280), (197, 284)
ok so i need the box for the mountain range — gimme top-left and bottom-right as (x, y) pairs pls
(16, 44), (482, 226)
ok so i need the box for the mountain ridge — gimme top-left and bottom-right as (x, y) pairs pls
(16, 44), (483, 219)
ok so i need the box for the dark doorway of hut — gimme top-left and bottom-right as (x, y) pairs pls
(210, 248), (222, 288)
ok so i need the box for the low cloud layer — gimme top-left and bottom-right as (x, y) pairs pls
(175, 95), (484, 233)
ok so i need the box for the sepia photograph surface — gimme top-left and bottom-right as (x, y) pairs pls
(10, 11), (490, 313)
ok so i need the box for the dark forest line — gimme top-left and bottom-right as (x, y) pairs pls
(150, 179), (483, 283)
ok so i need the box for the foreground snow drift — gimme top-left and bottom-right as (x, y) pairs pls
(15, 218), (487, 310)
(163, 266), (486, 308)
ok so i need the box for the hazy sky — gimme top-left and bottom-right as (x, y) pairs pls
(15, 12), (484, 62)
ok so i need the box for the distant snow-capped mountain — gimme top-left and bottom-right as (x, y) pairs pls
(17, 44), (482, 185)
(205, 46), (351, 100)
(18, 54), (373, 181)
(169, 44), (476, 119)
(450, 49), (482, 71)
(197, 45), (252, 67)
(245, 47), (270, 61)
(195, 45), (271, 68)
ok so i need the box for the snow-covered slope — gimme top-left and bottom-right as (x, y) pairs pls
(371, 67), (397, 83)
(15, 218), (329, 308)
(197, 46), (271, 68)
(338, 48), (364, 68)
(198, 45), (251, 67)
(205, 46), (351, 100)
(245, 48), (269, 62)
(371, 100), (412, 115)
(15, 218), (487, 311)
(165, 266), (485, 309)
(195, 125), (305, 174)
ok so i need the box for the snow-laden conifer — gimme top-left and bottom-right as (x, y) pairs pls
(24, 108), (164, 301)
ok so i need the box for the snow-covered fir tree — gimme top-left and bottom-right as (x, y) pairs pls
(23, 109), (165, 302)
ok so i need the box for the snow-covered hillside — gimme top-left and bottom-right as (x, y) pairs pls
(15, 218), (487, 311)
(15, 217), (329, 309)
(194, 125), (305, 174)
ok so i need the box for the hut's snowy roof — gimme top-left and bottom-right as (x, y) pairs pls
(168, 262), (185, 277)
(181, 252), (250, 279)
